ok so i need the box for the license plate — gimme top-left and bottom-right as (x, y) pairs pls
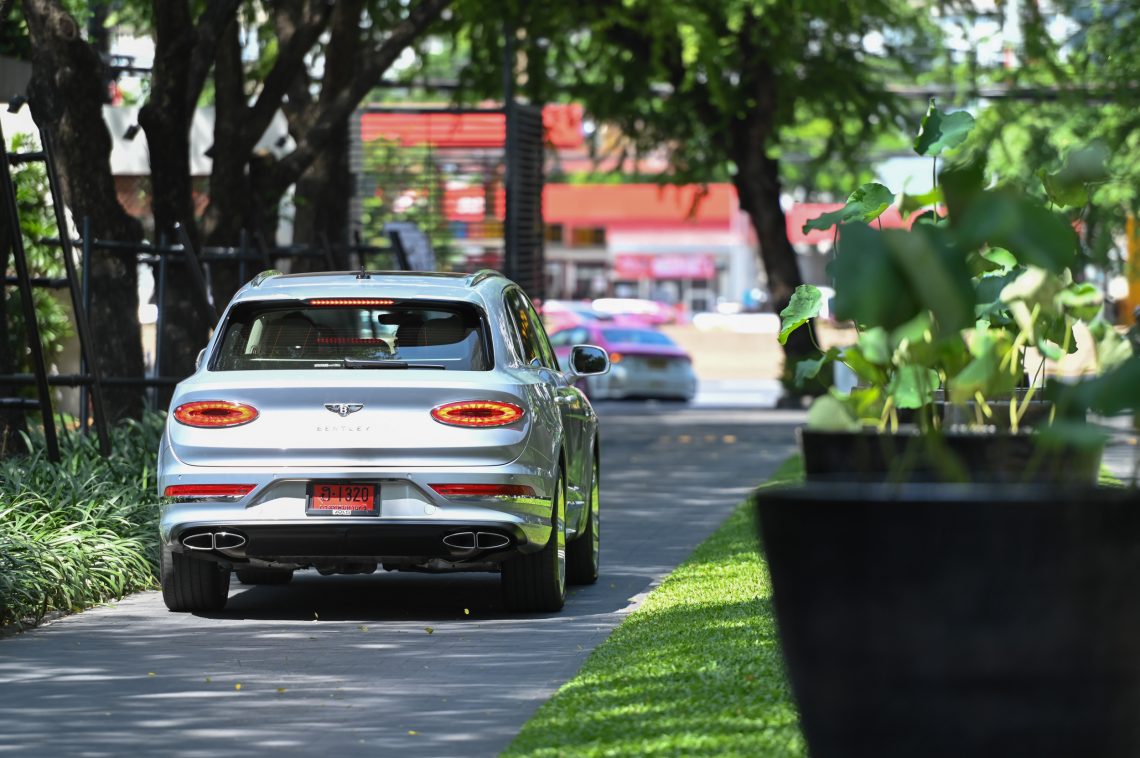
(647, 358), (668, 370)
(306, 482), (379, 516)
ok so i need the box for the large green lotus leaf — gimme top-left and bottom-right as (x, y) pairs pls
(914, 99), (976, 157)
(841, 344), (889, 386)
(939, 160), (985, 223)
(847, 183), (895, 223)
(1058, 282), (1103, 322)
(975, 269), (1021, 311)
(848, 386), (886, 422)
(891, 311), (934, 346)
(948, 338), (1019, 405)
(858, 327), (891, 365)
(1041, 143), (1111, 208)
(1089, 317), (1134, 372)
(828, 224), (921, 330)
(888, 366), (942, 409)
(778, 284), (822, 345)
(957, 190), (1078, 272)
(1040, 170), (1088, 209)
(967, 247), (1017, 276)
(802, 182), (895, 233)
(794, 347), (841, 386)
(1000, 266), (1066, 309)
(806, 393), (861, 431)
(899, 187), (942, 219)
(1050, 355), (1140, 417)
(882, 225), (975, 334)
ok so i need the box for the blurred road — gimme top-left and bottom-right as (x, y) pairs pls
(0, 398), (802, 757)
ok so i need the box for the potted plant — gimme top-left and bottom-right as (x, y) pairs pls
(755, 101), (1140, 756)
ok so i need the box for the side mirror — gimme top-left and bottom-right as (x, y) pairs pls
(570, 345), (610, 376)
(195, 348), (207, 371)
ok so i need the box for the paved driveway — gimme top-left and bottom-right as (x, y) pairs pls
(0, 404), (802, 757)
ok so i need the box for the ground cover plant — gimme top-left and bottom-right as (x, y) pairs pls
(0, 414), (164, 629)
(504, 457), (808, 757)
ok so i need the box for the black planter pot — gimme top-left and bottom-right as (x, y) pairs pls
(755, 483), (1140, 758)
(800, 428), (1102, 485)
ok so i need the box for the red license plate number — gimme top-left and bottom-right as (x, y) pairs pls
(307, 483), (378, 516)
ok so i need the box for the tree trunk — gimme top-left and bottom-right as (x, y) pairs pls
(729, 51), (818, 376)
(290, 0), (363, 270)
(138, 1), (212, 401)
(22, 0), (145, 423)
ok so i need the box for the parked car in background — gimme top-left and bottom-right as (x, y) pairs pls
(590, 297), (679, 326)
(538, 299), (610, 332)
(157, 269), (610, 614)
(549, 324), (697, 401)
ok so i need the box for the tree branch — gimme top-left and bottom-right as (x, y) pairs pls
(241, 0), (334, 152)
(268, 0), (453, 192)
(185, 0), (244, 113)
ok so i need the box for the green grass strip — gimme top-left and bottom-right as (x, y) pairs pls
(504, 456), (807, 757)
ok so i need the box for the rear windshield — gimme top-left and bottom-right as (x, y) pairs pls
(211, 301), (491, 371)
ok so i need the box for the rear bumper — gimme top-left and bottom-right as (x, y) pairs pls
(171, 519), (532, 564)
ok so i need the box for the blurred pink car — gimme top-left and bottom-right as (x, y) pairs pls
(548, 323), (697, 401)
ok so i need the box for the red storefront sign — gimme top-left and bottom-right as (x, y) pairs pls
(613, 254), (716, 280)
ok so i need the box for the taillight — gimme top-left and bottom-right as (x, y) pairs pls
(431, 401), (524, 427)
(173, 401), (259, 428)
(164, 484), (255, 498)
(609, 352), (623, 364)
(307, 298), (395, 306)
(431, 484), (537, 498)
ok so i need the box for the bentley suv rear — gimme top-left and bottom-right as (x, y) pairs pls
(157, 271), (602, 614)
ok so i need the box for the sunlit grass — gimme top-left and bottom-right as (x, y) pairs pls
(504, 456), (807, 757)
(0, 414), (165, 629)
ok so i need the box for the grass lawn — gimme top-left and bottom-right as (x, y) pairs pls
(504, 456), (807, 757)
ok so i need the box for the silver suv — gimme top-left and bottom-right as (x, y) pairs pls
(157, 270), (609, 613)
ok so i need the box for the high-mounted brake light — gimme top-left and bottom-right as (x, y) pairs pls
(173, 401), (259, 428)
(307, 298), (396, 307)
(430, 484), (537, 499)
(164, 484), (255, 498)
(431, 401), (524, 427)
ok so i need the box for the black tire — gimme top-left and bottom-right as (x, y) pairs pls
(502, 469), (567, 612)
(235, 568), (294, 585)
(567, 453), (600, 585)
(161, 547), (230, 612)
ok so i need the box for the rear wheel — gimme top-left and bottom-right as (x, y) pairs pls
(161, 547), (230, 612)
(235, 568), (294, 585)
(502, 469), (567, 612)
(567, 454), (600, 585)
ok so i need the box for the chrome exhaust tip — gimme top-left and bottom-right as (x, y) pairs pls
(182, 533), (215, 551)
(212, 531), (247, 550)
(442, 532), (477, 551)
(475, 532), (510, 550)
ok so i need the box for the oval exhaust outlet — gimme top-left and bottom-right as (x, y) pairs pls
(442, 532), (477, 551)
(182, 533), (215, 551)
(212, 531), (247, 550)
(476, 532), (510, 550)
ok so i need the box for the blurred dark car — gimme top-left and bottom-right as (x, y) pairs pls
(549, 324), (697, 401)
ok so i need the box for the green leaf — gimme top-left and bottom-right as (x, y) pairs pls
(1040, 143), (1111, 208)
(1090, 318), (1134, 372)
(914, 99), (976, 157)
(858, 327), (891, 365)
(1040, 170), (1088, 208)
(801, 182), (895, 233)
(899, 187), (942, 219)
(806, 394), (861, 431)
(794, 348), (840, 386)
(841, 345), (889, 387)
(957, 190), (1078, 273)
(888, 366), (941, 409)
(1057, 282), (1103, 322)
(847, 183), (895, 223)
(778, 285), (822, 345)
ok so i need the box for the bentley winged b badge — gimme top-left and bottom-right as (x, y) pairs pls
(325, 403), (364, 418)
